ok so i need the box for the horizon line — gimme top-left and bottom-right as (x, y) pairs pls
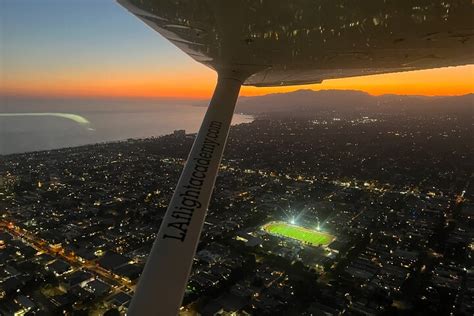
(2, 88), (473, 101)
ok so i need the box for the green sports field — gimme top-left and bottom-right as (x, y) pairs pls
(262, 221), (334, 246)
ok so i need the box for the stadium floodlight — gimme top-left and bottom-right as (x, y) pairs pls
(116, 1), (473, 315)
(290, 217), (296, 225)
(317, 223), (321, 231)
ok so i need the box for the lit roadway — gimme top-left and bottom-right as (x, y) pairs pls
(0, 219), (135, 293)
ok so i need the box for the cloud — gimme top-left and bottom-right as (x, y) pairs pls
(0, 112), (91, 126)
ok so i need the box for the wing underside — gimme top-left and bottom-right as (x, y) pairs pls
(118, 0), (474, 86)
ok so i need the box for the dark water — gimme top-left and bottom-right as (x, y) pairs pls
(0, 100), (252, 155)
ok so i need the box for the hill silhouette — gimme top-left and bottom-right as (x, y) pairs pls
(235, 89), (473, 116)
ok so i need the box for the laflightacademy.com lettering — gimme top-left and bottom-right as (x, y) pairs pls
(163, 120), (222, 241)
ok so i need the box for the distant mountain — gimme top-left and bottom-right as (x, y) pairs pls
(235, 89), (473, 116)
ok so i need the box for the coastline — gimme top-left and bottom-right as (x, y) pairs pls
(0, 113), (254, 157)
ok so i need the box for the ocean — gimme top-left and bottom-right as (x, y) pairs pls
(0, 99), (253, 155)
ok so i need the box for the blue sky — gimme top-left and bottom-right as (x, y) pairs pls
(1, 0), (473, 98)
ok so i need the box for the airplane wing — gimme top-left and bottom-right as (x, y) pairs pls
(116, 1), (473, 315)
(118, 0), (473, 86)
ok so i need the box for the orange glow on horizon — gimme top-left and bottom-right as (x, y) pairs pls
(242, 65), (474, 97)
(2, 65), (473, 99)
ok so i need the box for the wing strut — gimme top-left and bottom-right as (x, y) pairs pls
(128, 73), (246, 315)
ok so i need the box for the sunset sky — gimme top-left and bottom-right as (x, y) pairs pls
(2, 0), (473, 100)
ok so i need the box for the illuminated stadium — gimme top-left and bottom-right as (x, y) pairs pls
(262, 221), (335, 246)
